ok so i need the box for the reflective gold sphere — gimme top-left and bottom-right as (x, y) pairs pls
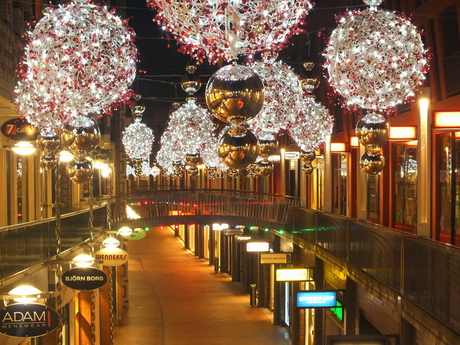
(37, 134), (60, 154)
(356, 113), (390, 147)
(302, 164), (314, 175)
(360, 151), (385, 175)
(259, 139), (278, 156)
(206, 64), (264, 124)
(62, 116), (101, 154)
(187, 166), (199, 176)
(66, 158), (94, 183)
(300, 151), (316, 162)
(41, 155), (57, 170)
(257, 161), (274, 177)
(228, 170), (239, 178)
(217, 126), (259, 170)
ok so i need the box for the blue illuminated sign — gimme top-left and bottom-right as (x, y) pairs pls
(296, 290), (339, 308)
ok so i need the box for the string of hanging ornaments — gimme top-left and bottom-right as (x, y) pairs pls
(156, 67), (216, 178)
(122, 103), (155, 178)
(146, 0), (312, 63)
(205, 62), (264, 170)
(323, 0), (429, 175)
(244, 54), (305, 177)
(14, 0), (137, 135)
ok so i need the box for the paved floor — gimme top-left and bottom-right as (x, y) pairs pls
(114, 226), (291, 345)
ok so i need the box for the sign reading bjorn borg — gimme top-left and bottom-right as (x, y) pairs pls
(62, 267), (108, 290)
(0, 303), (60, 338)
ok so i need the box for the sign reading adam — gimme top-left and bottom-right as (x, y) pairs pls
(62, 267), (108, 290)
(0, 303), (60, 337)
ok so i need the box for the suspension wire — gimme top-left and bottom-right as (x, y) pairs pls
(54, 155), (63, 345)
(89, 179), (97, 345)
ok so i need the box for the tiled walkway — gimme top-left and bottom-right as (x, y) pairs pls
(114, 226), (291, 345)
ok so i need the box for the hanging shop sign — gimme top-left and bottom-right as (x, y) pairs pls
(95, 247), (129, 266)
(276, 268), (310, 282)
(0, 303), (60, 338)
(246, 242), (270, 252)
(234, 235), (253, 242)
(222, 228), (244, 236)
(62, 267), (108, 290)
(260, 253), (287, 264)
(296, 290), (342, 308)
(1, 117), (39, 141)
(127, 227), (147, 240)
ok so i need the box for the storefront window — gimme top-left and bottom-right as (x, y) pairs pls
(367, 175), (380, 223)
(393, 144), (417, 233)
(436, 132), (460, 245)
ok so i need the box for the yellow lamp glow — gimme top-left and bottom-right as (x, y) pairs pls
(72, 254), (95, 268)
(118, 226), (133, 237)
(9, 285), (42, 303)
(11, 141), (36, 155)
(59, 150), (74, 163)
(102, 237), (120, 248)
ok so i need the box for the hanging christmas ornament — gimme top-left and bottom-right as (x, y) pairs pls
(217, 126), (259, 170)
(200, 135), (222, 170)
(122, 105), (155, 161)
(61, 115), (101, 155)
(247, 58), (304, 139)
(324, 1), (429, 111)
(14, 0), (137, 131)
(37, 129), (61, 170)
(300, 150), (316, 175)
(206, 64), (264, 125)
(66, 156), (94, 184)
(288, 98), (334, 152)
(360, 148), (385, 175)
(355, 113), (390, 147)
(147, 0), (312, 62)
(257, 159), (274, 177)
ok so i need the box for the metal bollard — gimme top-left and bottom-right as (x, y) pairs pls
(250, 284), (257, 307)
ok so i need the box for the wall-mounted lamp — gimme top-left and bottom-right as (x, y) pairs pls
(8, 285), (43, 303)
(11, 141), (36, 155)
(72, 254), (96, 268)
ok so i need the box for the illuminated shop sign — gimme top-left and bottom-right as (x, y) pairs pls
(246, 242), (270, 252)
(434, 111), (460, 128)
(260, 253), (287, 264)
(276, 268), (310, 281)
(62, 267), (108, 290)
(296, 290), (341, 308)
(0, 303), (60, 337)
(222, 228), (244, 236)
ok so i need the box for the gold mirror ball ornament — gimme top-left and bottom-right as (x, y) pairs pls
(217, 126), (260, 170)
(206, 64), (264, 124)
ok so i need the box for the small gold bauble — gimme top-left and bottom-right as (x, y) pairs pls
(356, 113), (390, 147)
(228, 170), (239, 178)
(62, 116), (100, 154)
(300, 150), (316, 162)
(66, 158), (93, 183)
(302, 164), (314, 175)
(187, 166), (199, 176)
(257, 161), (274, 177)
(185, 153), (200, 166)
(360, 151), (385, 175)
(37, 134), (60, 153)
(41, 155), (57, 170)
(217, 126), (259, 170)
(259, 139), (278, 156)
(206, 64), (264, 124)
